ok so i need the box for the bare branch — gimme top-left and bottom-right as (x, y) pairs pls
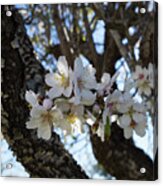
(52, 5), (75, 67)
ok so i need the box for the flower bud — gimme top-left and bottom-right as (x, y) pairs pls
(43, 98), (53, 110)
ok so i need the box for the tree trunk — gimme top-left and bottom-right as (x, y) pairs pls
(1, 6), (88, 179)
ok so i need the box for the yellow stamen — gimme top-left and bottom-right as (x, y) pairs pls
(54, 74), (69, 87)
(66, 114), (78, 124)
(60, 74), (69, 87)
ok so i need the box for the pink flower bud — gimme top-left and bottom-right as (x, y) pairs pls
(43, 98), (53, 110)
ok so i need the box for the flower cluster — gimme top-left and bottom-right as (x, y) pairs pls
(25, 56), (154, 141)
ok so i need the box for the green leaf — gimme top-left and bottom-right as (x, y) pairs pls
(104, 116), (111, 140)
(82, 35), (86, 42)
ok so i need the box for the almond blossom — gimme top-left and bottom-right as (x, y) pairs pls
(55, 99), (84, 135)
(45, 56), (73, 99)
(97, 71), (119, 96)
(105, 90), (124, 114)
(118, 100), (147, 139)
(97, 73), (111, 96)
(25, 56), (152, 141)
(26, 97), (62, 140)
(132, 64), (153, 96)
(72, 57), (97, 106)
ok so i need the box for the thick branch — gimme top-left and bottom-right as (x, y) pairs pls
(103, 27), (121, 75)
(1, 6), (88, 179)
(91, 124), (155, 180)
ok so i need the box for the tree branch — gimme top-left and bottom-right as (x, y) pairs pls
(91, 124), (155, 180)
(82, 6), (102, 80)
(52, 5), (75, 67)
(1, 6), (88, 179)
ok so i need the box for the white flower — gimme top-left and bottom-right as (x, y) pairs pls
(119, 101), (147, 139)
(73, 57), (97, 106)
(98, 71), (119, 96)
(26, 104), (62, 140)
(55, 99), (84, 135)
(133, 65), (153, 96)
(98, 73), (111, 95)
(25, 90), (39, 107)
(45, 56), (73, 99)
(105, 90), (124, 113)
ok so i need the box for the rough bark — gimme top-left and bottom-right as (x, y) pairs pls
(91, 125), (155, 180)
(1, 6), (88, 179)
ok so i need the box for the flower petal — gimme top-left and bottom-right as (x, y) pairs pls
(25, 90), (38, 106)
(57, 56), (69, 77)
(63, 80), (73, 97)
(69, 96), (81, 105)
(133, 65), (143, 79)
(30, 106), (45, 118)
(102, 73), (111, 84)
(43, 98), (53, 110)
(135, 124), (146, 137)
(48, 87), (63, 99)
(45, 73), (57, 87)
(37, 124), (51, 140)
(119, 114), (131, 128)
(133, 103), (145, 112)
(74, 57), (83, 78)
(124, 126), (133, 139)
(81, 89), (96, 106)
(132, 113), (146, 124)
(26, 118), (40, 129)
(56, 99), (70, 112)
(144, 87), (151, 96)
(72, 105), (84, 117)
(116, 103), (129, 113)
(83, 65), (97, 89)
(51, 109), (63, 122)
(110, 90), (122, 102)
